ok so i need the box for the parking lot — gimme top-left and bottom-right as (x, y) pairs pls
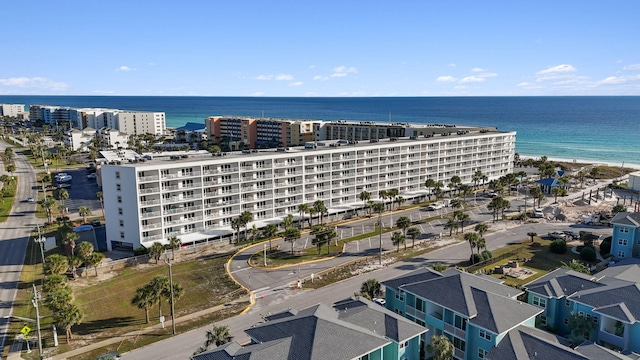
(52, 168), (102, 216)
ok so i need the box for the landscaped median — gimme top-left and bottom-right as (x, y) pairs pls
(0, 175), (17, 222)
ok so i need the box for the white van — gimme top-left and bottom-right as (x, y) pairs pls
(533, 208), (544, 218)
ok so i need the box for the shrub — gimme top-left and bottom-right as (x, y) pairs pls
(580, 246), (597, 261)
(481, 250), (493, 261)
(549, 239), (567, 254)
(470, 253), (484, 264)
(133, 246), (149, 256)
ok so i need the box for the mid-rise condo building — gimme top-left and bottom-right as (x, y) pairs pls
(101, 129), (515, 251)
(0, 104), (25, 117)
(206, 116), (320, 149)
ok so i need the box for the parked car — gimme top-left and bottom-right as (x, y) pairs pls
(373, 298), (386, 306)
(487, 191), (499, 198)
(87, 173), (97, 179)
(96, 354), (121, 360)
(57, 183), (71, 189)
(426, 202), (445, 211)
(91, 219), (101, 227)
(57, 175), (72, 182)
(533, 208), (544, 218)
(548, 231), (567, 240)
(563, 230), (580, 240)
(54, 172), (69, 179)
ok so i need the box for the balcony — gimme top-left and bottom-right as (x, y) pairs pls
(405, 306), (426, 320)
(141, 211), (161, 218)
(138, 176), (159, 183)
(139, 187), (160, 194)
(142, 223), (162, 230)
(165, 205), (203, 214)
(140, 199), (161, 206)
(444, 322), (466, 339)
(141, 234), (163, 242)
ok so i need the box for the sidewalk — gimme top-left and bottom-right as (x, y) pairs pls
(7, 297), (250, 360)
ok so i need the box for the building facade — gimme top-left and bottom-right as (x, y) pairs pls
(117, 111), (166, 135)
(609, 212), (640, 259)
(102, 130), (515, 251)
(0, 104), (25, 117)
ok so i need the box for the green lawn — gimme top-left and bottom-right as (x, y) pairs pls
(0, 176), (17, 222)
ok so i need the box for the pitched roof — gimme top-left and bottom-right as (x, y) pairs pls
(597, 264), (640, 283)
(203, 299), (423, 360)
(176, 122), (206, 131)
(391, 268), (539, 334)
(611, 212), (640, 227)
(332, 297), (426, 343)
(380, 266), (443, 291)
(524, 269), (602, 298)
(573, 281), (640, 323)
(574, 341), (640, 360)
(487, 325), (587, 360)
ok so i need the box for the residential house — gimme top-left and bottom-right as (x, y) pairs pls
(382, 268), (542, 360)
(609, 212), (640, 259)
(525, 264), (640, 354)
(191, 297), (426, 360)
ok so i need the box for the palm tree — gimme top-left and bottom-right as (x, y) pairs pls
(239, 211), (254, 241)
(474, 223), (489, 238)
(57, 188), (69, 205)
(360, 279), (381, 300)
(149, 242), (165, 263)
(407, 227), (421, 249)
(379, 190), (389, 210)
(562, 259), (590, 274)
(282, 227), (301, 255)
(168, 235), (181, 260)
(44, 287), (73, 312)
(40, 197), (56, 223)
(612, 204), (627, 215)
(281, 213), (294, 230)
(527, 232), (538, 242)
(589, 167), (600, 181)
(263, 223), (278, 251)
(63, 231), (79, 256)
(43, 274), (68, 293)
(76, 241), (94, 277)
(54, 303), (83, 343)
(552, 187), (562, 203)
(434, 181), (444, 199)
(148, 276), (170, 318)
(312, 200), (328, 225)
(297, 203), (309, 228)
(86, 252), (104, 277)
(96, 191), (104, 215)
(162, 281), (185, 321)
(231, 217), (242, 244)
(204, 324), (233, 348)
(45, 254), (69, 275)
(449, 175), (461, 195)
(6, 163), (15, 175)
(424, 178), (436, 200)
(391, 231), (405, 252)
(475, 236), (486, 256)
(396, 216), (411, 238)
(388, 188), (399, 209)
(445, 217), (458, 236)
(427, 335), (454, 360)
(131, 286), (155, 324)
(464, 232), (479, 263)
(395, 196), (405, 209)
(78, 206), (92, 224)
(359, 190), (371, 216)
(457, 212), (470, 233)
(67, 255), (82, 279)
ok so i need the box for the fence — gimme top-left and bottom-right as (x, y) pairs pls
(465, 245), (525, 273)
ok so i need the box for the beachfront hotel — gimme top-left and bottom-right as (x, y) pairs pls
(101, 128), (515, 251)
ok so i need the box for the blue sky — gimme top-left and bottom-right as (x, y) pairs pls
(1, 1), (639, 96)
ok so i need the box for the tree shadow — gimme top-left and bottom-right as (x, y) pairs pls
(75, 316), (142, 335)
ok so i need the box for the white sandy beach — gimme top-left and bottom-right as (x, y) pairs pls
(520, 155), (640, 171)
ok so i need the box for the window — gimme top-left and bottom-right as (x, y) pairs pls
(395, 291), (404, 301)
(539, 315), (547, 326)
(618, 239), (628, 246)
(578, 311), (584, 317)
(454, 315), (467, 331)
(117, 196), (122, 203)
(119, 231), (125, 239)
(618, 251), (626, 258)
(115, 171), (120, 179)
(593, 316), (599, 324)
(479, 330), (492, 341)
(116, 184), (121, 191)
(532, 296), (547, 308)
(620, 227), (629, 233)
(415, 298), (424, 311)
(566, 299), (571, 307)
(478, 348), (488, 359)
(399, 341), (408, 349)
(118, 208), (123, 215)
(452, 337), (465, 351)
(563, 318), (569, 325)
(119, 220), (123, 227)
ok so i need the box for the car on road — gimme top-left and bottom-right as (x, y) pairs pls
(26, 196), (35, 203)
(87, 173), (97, 179)
(563, 230), (580, 240)
(487, 191), (499, 198)
(57, 183), (71, 189)
(548, 231), (567, 240)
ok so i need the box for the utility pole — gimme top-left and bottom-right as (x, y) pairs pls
(35, 225), (46, 271)
(165, 257), (176, 335)
(31, 284), (43, 359)
(378, 209), (383, 265)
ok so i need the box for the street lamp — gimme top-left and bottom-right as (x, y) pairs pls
(31, 284), (43, 359)
(164, 257), (176, 335)
(35, 225), (46, 272)
(378, 208), (383, 265)
(263, 243), (267, 267)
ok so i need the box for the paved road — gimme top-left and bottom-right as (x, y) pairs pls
(0, 143), (39, 351)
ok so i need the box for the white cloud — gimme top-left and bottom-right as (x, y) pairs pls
(436, 76), (457, 82)
(313, 75), (328, 81)
(471, 67), (486, 73)
(330, 66), (357, 78)
(275, 74), (294, 81)
(623, 64), (640, 71)
(536, 64), (576, 75)
(256, 75), (273, 80)
(0, 77), (69, 91)
(448, 63), (457, 68)
(599, 74), (640, 84)
(459, 76), (485, 83)
(330, 73), (348, 78)
(117, 65), (135, 72)
(477, 72), (497, 78)
(289, 81), (303, 87)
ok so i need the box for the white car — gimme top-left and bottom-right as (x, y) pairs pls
(57, 175), (72, 182)
(87, 173), (97, 179)
(26, 196), (35, 203)
(373, 298), (386, 306)
(426, 203), (444, 211)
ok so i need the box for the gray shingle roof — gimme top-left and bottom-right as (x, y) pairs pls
(571, 281), (640, 323)
(469, 288), (543, 334)
(611, 212), (640, 227)
(380, 266), (443, 291)
(597, 264), (640, 283)
(192, 338), (291, 360)
(332, 297), (426, 343)
(487, 325), (587, 360)
(574, 341), (640, 360)
(524, 268), (601, 298)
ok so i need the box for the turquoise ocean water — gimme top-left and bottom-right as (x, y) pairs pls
(1, 96), (639, 167)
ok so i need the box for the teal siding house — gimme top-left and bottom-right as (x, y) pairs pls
(382, 268), (542, 360)
(192, 297), (426, 360)
(525, 263), (640, 354)
(609, 212), (640, 259)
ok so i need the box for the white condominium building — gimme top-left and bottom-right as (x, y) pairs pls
(101, 130), (516, 251)
(0, 104), (25, 117)
(117, 111), (166, 136)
